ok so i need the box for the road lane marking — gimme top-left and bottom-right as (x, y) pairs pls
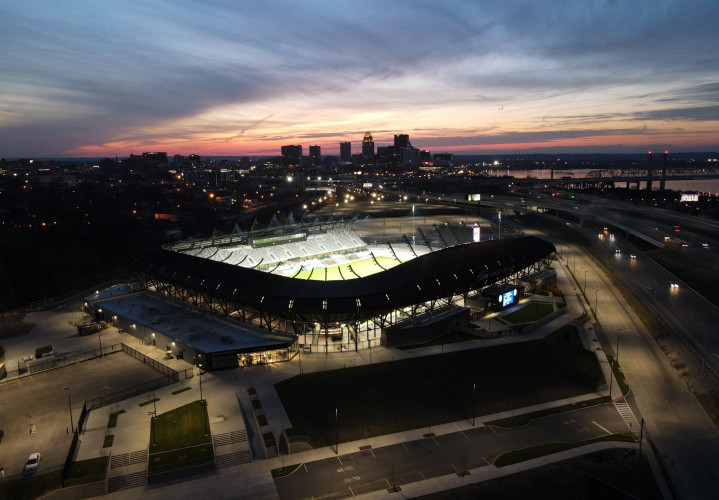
(336, 456), (343, 465)
(349, 486), (355, 497)
(418, 470), (426, 480)
(370, 448), (376, 459)
(450, 463), (458, 472)
(487, 426), (497, 434)
(432, 437), (439, 445)
(304, 463), (308, 472)
(402, 443), (408, 451)
(461, 432), (469, 440)
(482, 456), (490, 466)
(592, 420), (613, 435)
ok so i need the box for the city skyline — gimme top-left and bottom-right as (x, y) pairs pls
(1, 1), (719, 158)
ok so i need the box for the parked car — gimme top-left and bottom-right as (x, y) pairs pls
(24, 453), (40, 473)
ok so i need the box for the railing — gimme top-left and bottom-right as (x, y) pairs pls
(24, 344), (123, 375)
(85, 374), (179, 411)
(62, 429), (81, 486)
(77, 402), (89, 434)
(121, 344), (176, 378)
(120, 343), (194, 381)
(0, 345), (124, 382)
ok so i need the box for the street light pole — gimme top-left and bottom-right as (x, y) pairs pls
(595, 289), (599, 317)
(64, 387), (74, 433)
(335, 408), (339, 455)
(472, 383), (476, 427)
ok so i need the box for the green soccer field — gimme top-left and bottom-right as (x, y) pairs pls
(292, 255), (403, 280)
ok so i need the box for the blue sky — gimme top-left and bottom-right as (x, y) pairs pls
(1, 0), (718, 157)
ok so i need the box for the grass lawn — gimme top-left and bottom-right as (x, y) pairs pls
(292, 256), (402, 280)
(148, 400), (213, 473)
(485, 396), (610, 428)
(276, 325), (603, 448)
(502, 302), (555, 324)
(397, 330), (480, 350)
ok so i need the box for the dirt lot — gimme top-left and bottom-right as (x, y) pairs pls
(0, 352), (162, 476)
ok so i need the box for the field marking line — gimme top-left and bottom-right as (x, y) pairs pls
(592, 420), (613, 435)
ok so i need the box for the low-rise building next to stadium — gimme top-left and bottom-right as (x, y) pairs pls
(85, 221), (556, 370)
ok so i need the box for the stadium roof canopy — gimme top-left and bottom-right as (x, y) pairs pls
(132, 236), (555, 323)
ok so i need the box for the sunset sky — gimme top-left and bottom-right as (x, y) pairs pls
(1, 0), (718, 158)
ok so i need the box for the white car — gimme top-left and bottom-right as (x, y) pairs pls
(24, 452), (40, 473)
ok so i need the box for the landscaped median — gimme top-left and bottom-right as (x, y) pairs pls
(147, 400), (215, 482)
(493, 434), (637, 467)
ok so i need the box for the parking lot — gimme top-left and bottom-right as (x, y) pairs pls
(0, 352), (162, 476)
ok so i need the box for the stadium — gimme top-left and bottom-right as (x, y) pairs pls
(87, 215), (556, 370)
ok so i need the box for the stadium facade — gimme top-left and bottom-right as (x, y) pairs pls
(84, 220), (556, 370)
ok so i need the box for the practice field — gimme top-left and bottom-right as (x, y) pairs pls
(292, 255), (403, 280)
(276, 326), (604, 448)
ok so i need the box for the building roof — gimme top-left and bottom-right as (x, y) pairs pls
(95, 292), (292, 354)
(132, 236), (555, 323)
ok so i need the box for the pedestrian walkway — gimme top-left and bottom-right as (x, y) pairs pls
(614, 399), (641, 436)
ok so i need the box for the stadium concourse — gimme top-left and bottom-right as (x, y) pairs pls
(85, 215), (556, 371)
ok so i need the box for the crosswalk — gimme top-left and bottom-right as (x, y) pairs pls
(614, 399), (640, 436)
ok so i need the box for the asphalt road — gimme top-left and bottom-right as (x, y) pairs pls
(274, 404), (627, 500)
